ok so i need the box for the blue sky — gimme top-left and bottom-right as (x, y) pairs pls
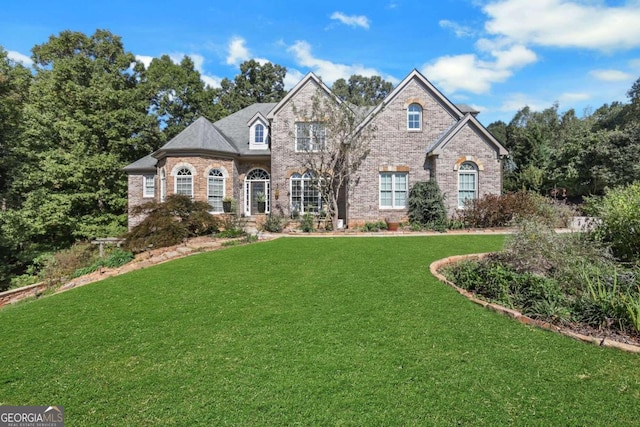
(1, 0), (640, 125)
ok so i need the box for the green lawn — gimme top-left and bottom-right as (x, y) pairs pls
(2, 235), (640, 426)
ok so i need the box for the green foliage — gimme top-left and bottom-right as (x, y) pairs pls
(217, 215), (247, 238)
(589, 182), (640, 262)
(300, 213), (315, 232)
(362, 221), (387, 232)
(460, 191), (574, 229)
(331, 74), (394, 106)
(72, 248), (134, 278)
(144, 54), (225, 140)
(124, 195), (220, 252)
(217, 60), (287, 113)
(261, 214), (284, 233)
(446, 219), (640, 334)
(407, 181), (447, 230)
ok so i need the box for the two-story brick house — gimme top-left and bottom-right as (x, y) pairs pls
(125, 69), (508, 229)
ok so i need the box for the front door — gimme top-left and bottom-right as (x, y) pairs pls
(250, 181), (265, 215)
(244, 168), (270, 216)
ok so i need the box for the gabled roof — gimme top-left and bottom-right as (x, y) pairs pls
(267, 72), (337, 119)
(247, 111), (269, 126)
(155, 116), (237, 157)
(214, 103), (276, 155)
(357, 69), (464, 132)
(123, 153), (157, 173)
(426, 113), (508, 157)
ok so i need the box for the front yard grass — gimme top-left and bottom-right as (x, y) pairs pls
(2, 235), (640, 425)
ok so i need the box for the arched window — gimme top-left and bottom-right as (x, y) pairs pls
(458, 162), (478, 208)
(290, 172), (322, 214)
(407, 103), (422, 130)
(255, 124), (264, 144)
(175, 167), (193, 197)
(208, 169), (225, 212)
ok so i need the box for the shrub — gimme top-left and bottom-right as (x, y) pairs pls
(300, 213), (315, 232)
(124, 195), (221, 253)
(72, 248), (134, 278)
(461, 191), (574, 229)
(362, 221), (387, 232)
(408, 181), (448, 229)
(261, 214), (284, 233)
(589, 183), (640, 262)
(217, 215), (246, 238)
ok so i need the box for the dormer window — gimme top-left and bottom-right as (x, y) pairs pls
(255, 124), (264, 144)
(249, 118), (269, 150)
(408, 103), (422, 130)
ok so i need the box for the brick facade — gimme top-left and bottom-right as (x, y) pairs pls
(126, 70), (507, 229)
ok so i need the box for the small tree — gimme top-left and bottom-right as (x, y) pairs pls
(408, 181), (448, 230)
(292, 89), (375, 230)
(124, 194), (220, 252)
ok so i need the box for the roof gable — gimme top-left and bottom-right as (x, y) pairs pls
(427, 113), (508, 157)
(357, 69), (464, 132)
(267, 72), (337, 119)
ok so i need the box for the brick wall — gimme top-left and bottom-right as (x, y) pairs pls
(349, 79), (458, 224)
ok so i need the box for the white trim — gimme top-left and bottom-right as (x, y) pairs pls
(173, 166), (194, 198)
(457, 162), (478, 208)
(244, 168), (270, 215)
(207, 168), (225, 213)
(249, 119), (269, 150)
(142, 175), (155, 198)
(407, 103), (422, 131)
(379, 172), (408, 209)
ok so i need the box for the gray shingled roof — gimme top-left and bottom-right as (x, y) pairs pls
(158, 116), (238, 154)
(455, 103), (480, 115)
(214, 103), (277, 155)
(123, 153), (157, 172)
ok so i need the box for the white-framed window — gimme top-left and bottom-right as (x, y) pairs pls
(143, 175), (155, 198)
(458, 162), (478, 208)
(295, 122), (326, 152)
(290, 172), (323, 214)
(380, 172), (408, 209)
(208, 169), (225, 212)
(175, 167), (193, 197)
(160, 169), (166, 202)
(255, 124), (264, 144)
(407, 103), (422, 130)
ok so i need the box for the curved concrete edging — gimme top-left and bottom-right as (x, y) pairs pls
(430, 254), (640, 354)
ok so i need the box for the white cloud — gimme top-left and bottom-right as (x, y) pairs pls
(330, 12), (370, 29)
(483, 0), (640, 50)
(226, 36), (250, 65)
(135, 55), (154, 68)
(7, 50), (32, 66)
(498, 93), (547, 112)
(439, 20), (475, 38)
(287, 40), (398, 85)
(559, 92), (591, 103)
(590, 69), (633, 82)
(284, 68), (305, 90)
(422, 44), (537, 94)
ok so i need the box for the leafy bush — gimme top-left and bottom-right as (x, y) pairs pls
(124, 195), (220, 253)
(362, 221), (387, 232)
(38, 243), (99, 285)
(261, 214), (284, 233)
(588, 183), (640, 262)
(217, 215), (246, 238)
(300, 213), (315, 232)
(408, 181), (448, 230)
(460, 191), (574, 228)
(72, 248), (134, 278)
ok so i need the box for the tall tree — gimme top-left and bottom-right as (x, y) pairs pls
(4, 30), (159, 254)
(332, 75), (394, 106)
(0, 47), (32, 289)
(292, 89), (375, 229)
(144, 55), (225, 140)
(217, 60), (287, 113)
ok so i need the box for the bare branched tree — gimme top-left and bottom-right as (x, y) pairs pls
(292, 88), (377, 229)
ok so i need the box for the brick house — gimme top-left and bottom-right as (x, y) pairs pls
(124, 69), (508, 229)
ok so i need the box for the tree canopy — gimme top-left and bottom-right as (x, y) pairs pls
(217, 60), (287, 113)
(331, 74), (394, 106)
